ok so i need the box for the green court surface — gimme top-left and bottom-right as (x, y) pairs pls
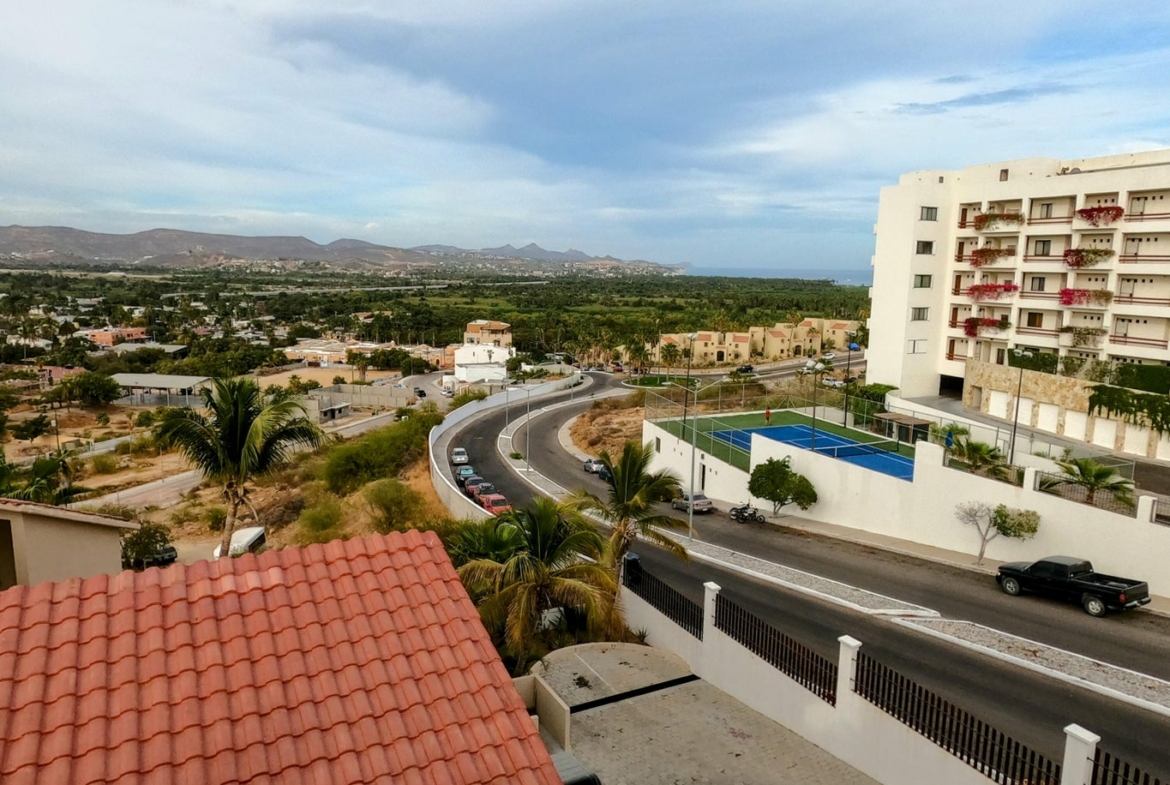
(652, 409), (915, 472)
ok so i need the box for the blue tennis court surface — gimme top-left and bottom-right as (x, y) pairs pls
(711, 423), (915, 481)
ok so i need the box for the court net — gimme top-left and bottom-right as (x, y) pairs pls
(810, 438), (906, 459)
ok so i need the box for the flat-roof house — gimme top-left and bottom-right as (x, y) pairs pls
(0, 499), (137, 591)
(0, 530), (561, 785)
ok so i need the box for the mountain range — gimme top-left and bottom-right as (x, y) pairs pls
(0, 225), (650, 268)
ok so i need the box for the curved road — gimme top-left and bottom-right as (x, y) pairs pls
(446, 373), (1170, 774)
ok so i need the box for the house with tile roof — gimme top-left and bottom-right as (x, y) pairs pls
(640, 318), (861, 366)
(0, 499), (137, 591)
(0, 530), (562, 785)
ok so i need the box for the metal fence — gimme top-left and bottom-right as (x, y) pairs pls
(621, 560), (703, 639)
(1092, 748), (1166, 785)
(854, 653), (1062, 785)
(713, 594), (837, 704)
(1033, 470), (1138, 518)
(1151, 498), (1170, 527)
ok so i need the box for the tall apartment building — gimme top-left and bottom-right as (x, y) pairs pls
(868, 149), (1170, 398)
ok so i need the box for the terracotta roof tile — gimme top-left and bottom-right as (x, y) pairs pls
(0, 530), (559, 785)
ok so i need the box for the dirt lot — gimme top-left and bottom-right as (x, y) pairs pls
(254, 367), (399, 388)
(571, 403), (646, 459)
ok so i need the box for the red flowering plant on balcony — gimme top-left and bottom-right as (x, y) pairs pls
(969, 247), (1013, 267)
(973, 212), (1026, 231)
(966, 282), (1020, 301)
(963, 317), (1012, 337)
(1063, 248), (1115, 268)
(1075, 206), (1124, 226)
(1059, 288), (1113, 306)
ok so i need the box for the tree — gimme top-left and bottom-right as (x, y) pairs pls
(955, 502), (1040, 564)
(445, 517), (525, 569)
(951, 438), (1009, 479)
(1053, 458), (1134, 506)
(155, 377), (325, 558)
(568, 440), (685, 571)
(120, 522), (172, 570)
(12, 414), (50, 445)
(69, 371), (123, 407)
(660, 343), (680, 375)
(747, 457), (817, 515)
(458, 498), (614, 672)
(363, 479), (424, 533)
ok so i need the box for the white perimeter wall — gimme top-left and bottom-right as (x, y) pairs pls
(645, 420), (1170, 597)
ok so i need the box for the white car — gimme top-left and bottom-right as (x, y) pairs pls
(212, 526), (267, 558)
(821, 377), (846, 388)
(450, 447), (469, 465)
(820, 353), (836, 361)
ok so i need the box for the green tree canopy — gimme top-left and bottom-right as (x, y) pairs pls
(747, 457), (817, 515)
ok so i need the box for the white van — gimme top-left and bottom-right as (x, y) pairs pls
(212, 526), (268, 558)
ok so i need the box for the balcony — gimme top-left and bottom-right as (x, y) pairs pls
(1016, 326), (1061, 337)
(1058, 288), (1113, 308)
(945, 353), (968, 362)
(1023, 254), (1064, 263)
(1019, 290), (1060, 301)
(974, 213), (1025, 232)
(1115, 294), (1170, 306)
(1074, 206), (1124, 228)
(1026, 215), (1072, 226)
(1119, 254), (1170, 263)
(1109, 334), (1169, 349)
(966, 283), (1020, 302)
(1124, 211), (1170, 223)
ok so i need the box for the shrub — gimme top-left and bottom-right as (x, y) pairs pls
(364, 479), (424, 533)
(332, 375), (346, 385)
(294, 497), (345, 545)
(91, 454), (119, 475)
(130, 434), (156, 456)
(134, 410), (155, 428)
(120, 522), (172, 570)
(205, 506), (228, 532)
(115, 441), (133, 455)
(95, 412), (110, 427)
(449, 388), (488, 411)
(320, 411), (443, 494)
(93, 504), (139, 522)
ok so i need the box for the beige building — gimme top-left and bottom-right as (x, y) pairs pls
(0, 500), (138, 590)
(868, 148), (1170, 398)
(649, 318), (859, 366)
(463, 319), (512, 348)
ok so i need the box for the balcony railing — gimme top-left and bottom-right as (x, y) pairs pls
(1026, 215), (1072, 225)
(1015, 326), (1061, 337)
(1019, 291), (1060, 300)
(1023, 254), (1064, 263)
(1124, 211), (1170, 222)
(1109, 334), (1169, 349)
(945, 353), (968, 362)
(1119, 254), (1170, 263)
(1115, 294), (1170, 306)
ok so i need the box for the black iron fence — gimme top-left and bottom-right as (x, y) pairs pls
(854, 653), (1062, 785)
(713, 594), (837, 704)
(1093, 748), (1166, 785)
(621, 558), (703, 639)
(1034, 470), (1137, 517)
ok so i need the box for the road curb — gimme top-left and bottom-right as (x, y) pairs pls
(892, 618), (1170, 720)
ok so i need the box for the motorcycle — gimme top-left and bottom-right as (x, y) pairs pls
(729, 503), (765, 524)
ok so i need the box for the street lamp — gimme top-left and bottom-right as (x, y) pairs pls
(842, 333), (859, 427)
(670, 377), (721, 543)
(524, 387), (533, 473)
(804, 359), (825, 449)
(680, 333), (697, 431)
(1008, 348), (1033, 464)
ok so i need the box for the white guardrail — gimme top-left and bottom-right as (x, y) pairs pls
(428, 373), (586, 520)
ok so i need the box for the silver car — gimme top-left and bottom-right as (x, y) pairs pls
(450, 447), (469, 465)
(584, 458), (604, 473)
(672, 493), (714, 513)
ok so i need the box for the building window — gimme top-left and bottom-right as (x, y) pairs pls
(1034, 239), (1051, 256)
(920, 206), (938, 221)
(913, 274), (932, 288)
(655, 437), (661, 453)
(1026, 312), (1043, 328)
(1040, 202), (1054, 219)
(1030, 277), (1046, 292)
(910, 307), (929, 321)
(996, 348), (1006, 364)
(999, 169), (1009, 181)
(915, 241), (934, 255)
(908, 339), (927, 354)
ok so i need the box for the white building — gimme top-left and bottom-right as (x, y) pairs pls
(453, 343), (514, 384)
(868, 149), (1170, 399)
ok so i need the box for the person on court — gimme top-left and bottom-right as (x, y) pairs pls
(764, 407), (771, 425)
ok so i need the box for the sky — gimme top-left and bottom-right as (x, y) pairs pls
(3, 1), (1170, 270)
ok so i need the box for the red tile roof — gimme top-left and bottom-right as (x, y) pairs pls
(0, 531), (559, 785)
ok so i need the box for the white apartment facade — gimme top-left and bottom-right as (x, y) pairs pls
(868, 149), (1170, 398)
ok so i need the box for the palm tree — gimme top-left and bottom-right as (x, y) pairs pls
(660, 342), (680, 377)
(1054, 458), (1134, 505)
(569, 440), (686, 573)
(458, 498), (614, 672)
(156, 378), (325, 557)
(446, 517), (526, 569)
(951, 438), (1009, 479)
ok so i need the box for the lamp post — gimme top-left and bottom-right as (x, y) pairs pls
(671, 377), (720, 543)
(525, 387), (533, 473)
(1008, 348), (1033, 464)
(842, 334), (859, 426)
(804, 360), (825, 449)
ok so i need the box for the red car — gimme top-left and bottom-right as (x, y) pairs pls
(469, 482), (497, 504)
(481, 494), (512, 515)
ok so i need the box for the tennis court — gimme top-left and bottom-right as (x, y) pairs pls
(711, 423), (916, 481)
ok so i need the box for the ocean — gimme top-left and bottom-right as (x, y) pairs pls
(686, 266), (872, 287)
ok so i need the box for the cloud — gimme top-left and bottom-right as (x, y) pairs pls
(895, 84), (1078, 115)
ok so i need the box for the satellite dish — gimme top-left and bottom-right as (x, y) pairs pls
(1070, 168), (1081, 173)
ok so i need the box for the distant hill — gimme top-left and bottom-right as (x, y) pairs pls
(0, 225), (674, 272)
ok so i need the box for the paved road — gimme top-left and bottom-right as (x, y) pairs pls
(448, 376), (1170, 773)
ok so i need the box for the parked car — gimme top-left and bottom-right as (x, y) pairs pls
(462, 476), (488, 497)
(583, 458), (604, 473)
(455, 466), (477, 486)
(996, 556), (1151, 617)
(414, 387), (427, 398)
(212, 526), (268, 559)
(469, 482), (497, 504)
(672, 492), (714, 514)
(820, 353), (836, 361)
(612, 364), (624, 373)
(736, 364), (754, 374)
(450, 447), (469, 465)
(821, 377), (846, 388)
(125, 542), (179, 570)
(597, 465), (613, 482)
(481, 494), (513, 515)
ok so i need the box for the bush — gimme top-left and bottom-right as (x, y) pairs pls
(91, 454), (119, 474)
(134, 410), (155, 428)
(205, 506), (228, 532)
(332, 375), (346, 385)
(93, 504), (139, 522)
(120, 522), (172, 570)
(130, 434), (156, 456)
(320, 410), (443, 495)
(364, 479), (424, 534)
(294, 497), (344, 545)
(95, 412), (110, 427)
(448, 388), (488, 411)
(115, 441), (133, 455)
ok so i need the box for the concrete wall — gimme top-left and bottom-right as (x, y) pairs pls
(646, 420), (1170, 596)
(513, 674), (572, 752)
(2, 511), (129, 588)
(624, 582), (1006, 785)
(309, 384), (412, 411)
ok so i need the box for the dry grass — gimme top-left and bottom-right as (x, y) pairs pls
(571, 395), (647, 459)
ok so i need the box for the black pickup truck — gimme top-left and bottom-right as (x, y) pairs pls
(996, 556), (1150, 617)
